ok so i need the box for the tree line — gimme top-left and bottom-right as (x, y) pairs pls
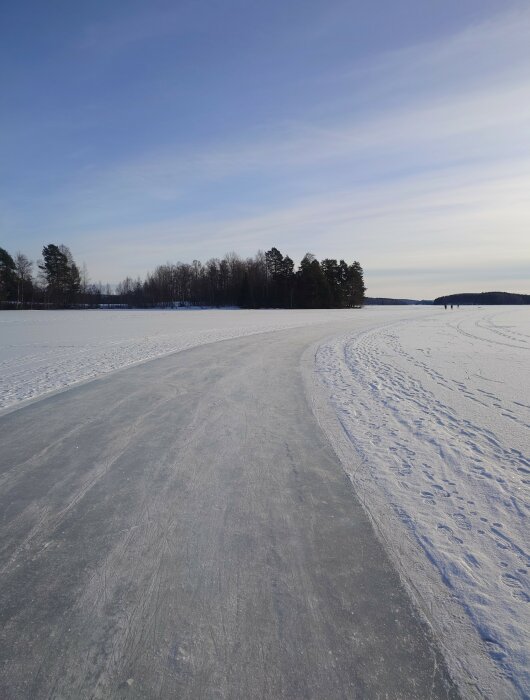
(434, 292), (530, 306)
(0, 244), (365, 309)
(0, 244), (88, 308)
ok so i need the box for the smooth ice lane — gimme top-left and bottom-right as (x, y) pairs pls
(0, 320), (458, 699)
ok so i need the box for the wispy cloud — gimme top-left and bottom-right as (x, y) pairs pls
(4, 3), (530, 297)
(77, 6), (196, 54)
(80, 6), (530, 201)
(99, 80), (528, 193)
(77, 155), (530, 297)
(339, 5), (530, 97)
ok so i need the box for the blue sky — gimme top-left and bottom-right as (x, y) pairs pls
(1, 0), (529, 297)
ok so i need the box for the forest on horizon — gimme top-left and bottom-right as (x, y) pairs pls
(0, 244), (366, 310)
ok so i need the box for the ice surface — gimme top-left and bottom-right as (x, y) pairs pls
(2, 305), (529, 694)
(0, 308), (350, 410)
(316, 307), (530, 695)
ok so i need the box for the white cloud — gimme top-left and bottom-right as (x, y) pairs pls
(88, 5), (530, 198)
(77, 155), (530, 298)
(11, 4), (530, 298)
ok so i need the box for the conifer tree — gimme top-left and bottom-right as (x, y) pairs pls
(0, 247), (17, 302)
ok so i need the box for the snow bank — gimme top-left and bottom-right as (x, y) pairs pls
(0, 308), (349, 411)
(315, 307), (530, 696)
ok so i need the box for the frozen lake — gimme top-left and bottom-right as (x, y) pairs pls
(0, 312), (459, 698)
(1, 305), (529, 694)
(0, 308), (356, 410)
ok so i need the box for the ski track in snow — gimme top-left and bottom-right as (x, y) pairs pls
(316, 306), (530, 696)
(0, 308), (348, 411)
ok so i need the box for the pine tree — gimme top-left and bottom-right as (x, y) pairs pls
(297, 254), (328, 308)
(39, 244), (81, 306)
(0, 247), (17, 303)
(348, 261), (366, 307)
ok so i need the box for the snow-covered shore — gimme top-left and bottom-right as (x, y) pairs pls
(315, 306), (530, 696)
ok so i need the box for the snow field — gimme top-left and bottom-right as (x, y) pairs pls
(2, 305), (529, 695)
(0, 308), (351, 411)
(316, 307), (530, 696)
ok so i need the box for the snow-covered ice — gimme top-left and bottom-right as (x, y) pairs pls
(316, 306), (530, 696)
(0, 308), (348, 411)
(2, 305), (529, 694)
